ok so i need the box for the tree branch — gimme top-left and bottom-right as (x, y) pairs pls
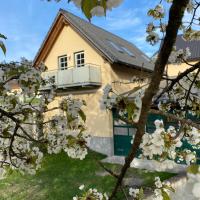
(149, 109), (200, 130)
(155, 61), (200, 103)
(109, 0), (190, 199)
(97, 161), (119, 179)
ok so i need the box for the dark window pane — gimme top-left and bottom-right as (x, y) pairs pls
(81, 53), (84, 58)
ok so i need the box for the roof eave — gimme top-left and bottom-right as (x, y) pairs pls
(115, 60), (154, 73)
(33, 12), (62, 66)
(186, 57), (200, 62)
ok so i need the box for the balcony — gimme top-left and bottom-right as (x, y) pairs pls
(41, 64), (101, 90)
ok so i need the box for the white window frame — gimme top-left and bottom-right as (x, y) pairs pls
(58, 55), (68, 70)
(74, 51), (85, 67)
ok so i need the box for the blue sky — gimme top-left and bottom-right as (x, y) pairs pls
(0, 0), (160, 62)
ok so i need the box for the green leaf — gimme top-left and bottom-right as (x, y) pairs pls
(126, 102), (137, 120)
(187, 165), (199, 174)
(0, 40), (6, 55)
(0, 33), (7, 40)
(81, 0), (98, 20)
(161, 189), (171, 200)
(138, 188), (144, 200)
(163, 185), (175, 193)
(100, 0), (107, 14)
(147, 9), (154, 16)
(2, 127), (11, 137)
(78, 109), (86, 122)
(69, 0), (107, 20)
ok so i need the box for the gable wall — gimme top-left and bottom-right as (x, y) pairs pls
(44, 25), (104, 71)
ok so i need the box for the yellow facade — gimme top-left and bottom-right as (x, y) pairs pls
(35, 17), (196, 149)
(166, 61), (197, 77)
(43, 24), (150, 139)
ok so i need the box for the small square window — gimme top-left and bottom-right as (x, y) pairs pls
(75, 51), (85, 67)
(58, 55), (68, 70)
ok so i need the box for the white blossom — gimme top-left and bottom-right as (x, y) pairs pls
(129, 188), (140, 198)
(79, 184), (85, 190)
(91, 6), (105, 17)
(106, 0), (123, 10)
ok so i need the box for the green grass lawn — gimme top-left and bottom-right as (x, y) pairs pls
(0, 151), (176, 200)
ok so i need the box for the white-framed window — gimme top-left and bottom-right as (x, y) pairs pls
(58, 55), (68, 70)
(74, 51), (85, 67)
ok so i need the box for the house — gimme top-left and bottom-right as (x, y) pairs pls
(166, 35), (200, 77)
(33, 9), (154, 156)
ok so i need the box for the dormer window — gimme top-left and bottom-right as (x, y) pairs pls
(121, 47), (135, 57)
(75, 51), (85, 67)
(107, 40), (123, 53)
(58, 55), (68, 70)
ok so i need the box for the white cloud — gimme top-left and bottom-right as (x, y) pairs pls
(106, 11), (141, 31)
(96, 8), (142, 31)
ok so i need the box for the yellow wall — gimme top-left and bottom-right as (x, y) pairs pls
(44, 25), (103, 71)
(166, 61), (197, 77)
(110, 64), (150, 94)
(44, 24), (113, 137)
(43, 24), (150, 138)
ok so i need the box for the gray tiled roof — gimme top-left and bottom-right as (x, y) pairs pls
(174, 35), (200, 61)
(59, 9), (154, 71)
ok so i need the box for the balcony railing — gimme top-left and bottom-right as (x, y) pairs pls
(41, 64), (101, 89)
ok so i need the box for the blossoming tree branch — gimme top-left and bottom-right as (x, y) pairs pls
(0, 0), (200, 199)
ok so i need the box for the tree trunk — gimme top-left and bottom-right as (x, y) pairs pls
(109, 0), (190, 199)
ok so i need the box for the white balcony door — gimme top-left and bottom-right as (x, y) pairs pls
(74, 51), (85, 67)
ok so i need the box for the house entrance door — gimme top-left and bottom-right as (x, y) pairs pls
(113, 125), (137, 156)
(112, 110), (137, 156)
